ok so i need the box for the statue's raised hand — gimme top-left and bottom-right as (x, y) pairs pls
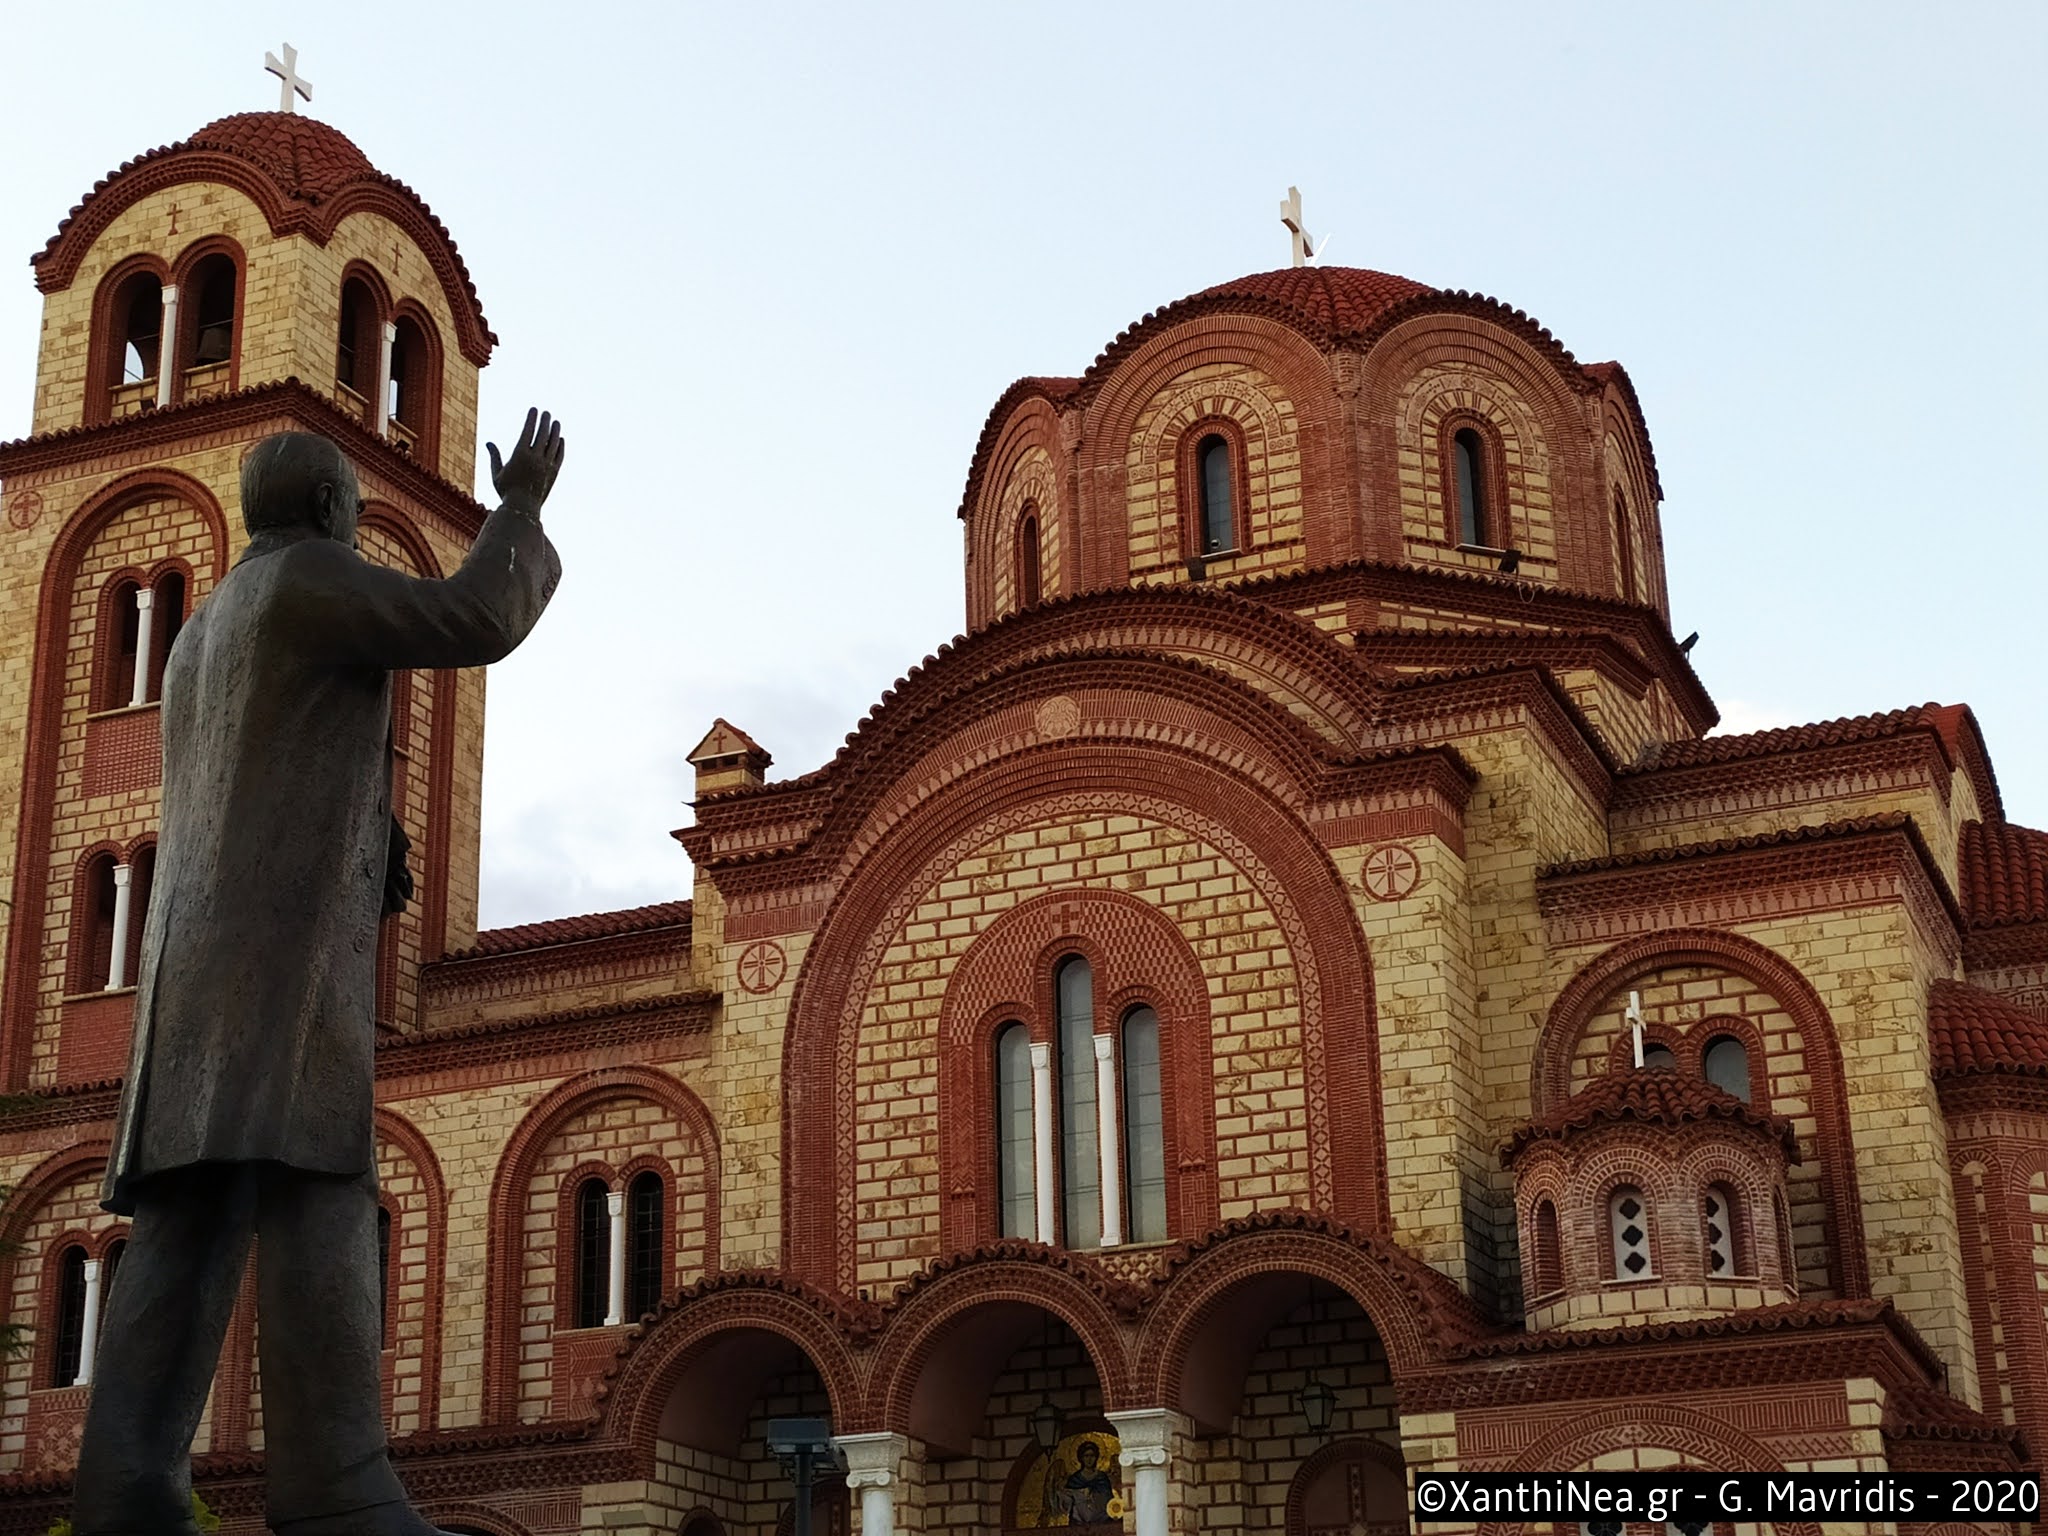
(486, 407), (566, 517)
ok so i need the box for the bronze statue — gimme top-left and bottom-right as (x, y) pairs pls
(74, 411), (566, 1536)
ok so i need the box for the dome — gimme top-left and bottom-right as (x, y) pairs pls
(33, 111), (494, 363)
(1186, 265), (1436, 335)
(1502, 1067), (1800, 1168)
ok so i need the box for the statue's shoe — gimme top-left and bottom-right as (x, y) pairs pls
(272, 1505), (453, 1536)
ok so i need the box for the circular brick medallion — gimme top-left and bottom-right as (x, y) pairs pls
(1034, 695), (1082, 739)
(736, 940), (787, 995)
(6, 489), (43, 530)
(1360, 843), (1421, 902)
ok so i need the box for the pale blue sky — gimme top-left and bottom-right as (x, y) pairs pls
(3, 3), (2041, 928)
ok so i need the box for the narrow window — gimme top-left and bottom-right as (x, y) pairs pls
(99, 270), (163, 419)
(1530, 1198), (1563, 1297)
(1452, 428), (1486, 546)
(1121, 1007), (1166, 1243)
(124, 844), (156, 990)
(1613, 488), (1637, 602)
(99, 579), (142, 712)
(387, 314), (436, 455)
(574, 1178), (609, 1328)
(627, 1169), (664, 1319)
(336, 278), (379, 411)
(995, 1022), (1036, 1238)
(53, 1245), (88, 1387)
(102, 1238), (125, 1309)
(1702, 1035), (1751, 1101)
(1018, 509), (1042, 608)
(376, 1205), (393, 1345)
(1641, 1041), (1677, 1072)
(1608, 1185), (1651, 1278)
(146, 570), (184, 703)
(183, 254), (237, 394)
(1056, 955), (1100, 1249)
(1197, 435), (1235, 554)
(77, 853), (119, 993)
(1774, 1189), (1795, 1285)
(1703, 1184), (1740, 1276)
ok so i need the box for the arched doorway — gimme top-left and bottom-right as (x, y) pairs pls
(653, 1326), (849, 1536)
(1170, 1275), (1410, 1535)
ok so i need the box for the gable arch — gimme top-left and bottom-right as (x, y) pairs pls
(782, 742), (1383, 1292)
(936, 887), (1220, 1249)
(1, 470), (227, 1090)
(480, 1065), (723, 1420)
(1533, 928), (1868, 1297)
(968, 394), (1068, 628)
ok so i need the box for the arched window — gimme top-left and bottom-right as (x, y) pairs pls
(97, 578), (143, 712)
(1197, 434), (1236, 554)
(1530, 1198), (1563, 1298)
(103, 1238), (125, 1306)
(336, 277), (381, 423)
(1451, 427), (1487, 546)
(1018, 508), (1042, 608)
(376, 1205), (393, 1346)
(1613, 487), (1637, 603)
(573, 1178), (609, 1329)
(180, 253), (237, 398)
(387, 313), (438, 458)
(1773, 1188), (1795, 1285)
(124, 843), (156, 989)
(1641, 1041), (1677, 1072)
(1055, 955), (1100, 1249)
(1608, 1185), (1651, 1278)
(1703, 1183), (1740, 1276)
(1121, 1006), (1166, 1243)
(74, 852), (119, 994)
(995, 1022), (1035, 1238)
(145, 569), (184, 704)
(627, 1169), (665, 1319)
(100, 269), (163, 418)
(52, 1245), (89, 1387)
(1702, 1035), (1750, 1101)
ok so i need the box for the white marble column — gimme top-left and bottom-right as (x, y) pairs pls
(154, 285), (179, 408)
(1093, 1033), (1122, 1247)
(604, 1189), (626, 1325)
(374, 320), (397, 435)
(106, 863), (134, 991)
(128, 587), (155, 707)
(73, 1257), (104, 1387)
(1105, 1409), (1180, 1536)
(834, 1431), (908, 1536)
(1029, 1041), (1056, 1244)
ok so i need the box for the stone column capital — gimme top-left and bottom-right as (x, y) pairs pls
(834, 1430), (908, 1486)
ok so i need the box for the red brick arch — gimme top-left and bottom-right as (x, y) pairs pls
(937, 887), (1219, 1249)
(782, 743), (1382, 1292)
(1133, 1215), (1476, 1415)
(1077, 313), (1355, 582)
(1534, 929), (1868, 1298)
(373, 1106), (448, 1430)
(481, 1065), (722, 1421)
(417, 1505), (537, 1536)
(1285, 1436), (1409, 1536)
(1, 469), (228, 1092)
(966, 392), (1067, 628)
(1475, 1402), (1820, 1536)
(595, 1276), (866, 1455)
(864, 1250), (1138, 1433)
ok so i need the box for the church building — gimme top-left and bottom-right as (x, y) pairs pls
(0, 101), (2044, 1536)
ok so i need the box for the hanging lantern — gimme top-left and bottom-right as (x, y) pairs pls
(1298, 1378), (1335, 1434)
(1030, 1399), (1063, 1450)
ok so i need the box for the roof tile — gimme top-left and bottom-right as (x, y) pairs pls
(1960, 820), (2048, 929)
(1504, 1067), (1800, 1165)
(446, 899), (691, 960)
(1929, 977), (2048, 1077)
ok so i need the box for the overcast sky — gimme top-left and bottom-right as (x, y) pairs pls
(3, 3), (2042, 930)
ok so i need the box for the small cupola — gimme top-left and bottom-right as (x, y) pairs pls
(1502, 1068), (1800, 1332)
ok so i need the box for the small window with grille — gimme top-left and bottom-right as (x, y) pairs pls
(1704, 1184), (1740, 1276)
(1609, 1185), (1652, 1278)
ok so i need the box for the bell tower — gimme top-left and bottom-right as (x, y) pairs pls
(0, 105), (502, 1092)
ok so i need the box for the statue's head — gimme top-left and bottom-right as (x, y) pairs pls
(240, 432), (361, 546)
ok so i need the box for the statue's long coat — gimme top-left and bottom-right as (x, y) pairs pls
(105, 506), (560, 1213)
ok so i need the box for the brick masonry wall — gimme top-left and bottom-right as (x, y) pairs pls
(1394, 366), (1556, 580)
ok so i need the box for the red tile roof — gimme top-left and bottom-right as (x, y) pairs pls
(1185, 266), (1435, 335)
(446, 899), (691, 960)
(1631, 705), (1957, 770)
(1961, 820), (2048, 929)
(1929, 977), (2048, 1077)
(35, 112), (494, 362)
(1503, 1067), (1800, 1166)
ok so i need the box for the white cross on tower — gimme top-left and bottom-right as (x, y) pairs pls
(1280, 185), (1318, 268)
(265, 43), (313, 114)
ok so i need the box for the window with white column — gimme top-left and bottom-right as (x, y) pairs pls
(573, 1178), (609, 1328)
(1056, 956), (1101, 1250)
(995, 1023), (1036, 1238)
(52, 1245), (89, 1387)
(1121, 1007), (1166, 1243)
